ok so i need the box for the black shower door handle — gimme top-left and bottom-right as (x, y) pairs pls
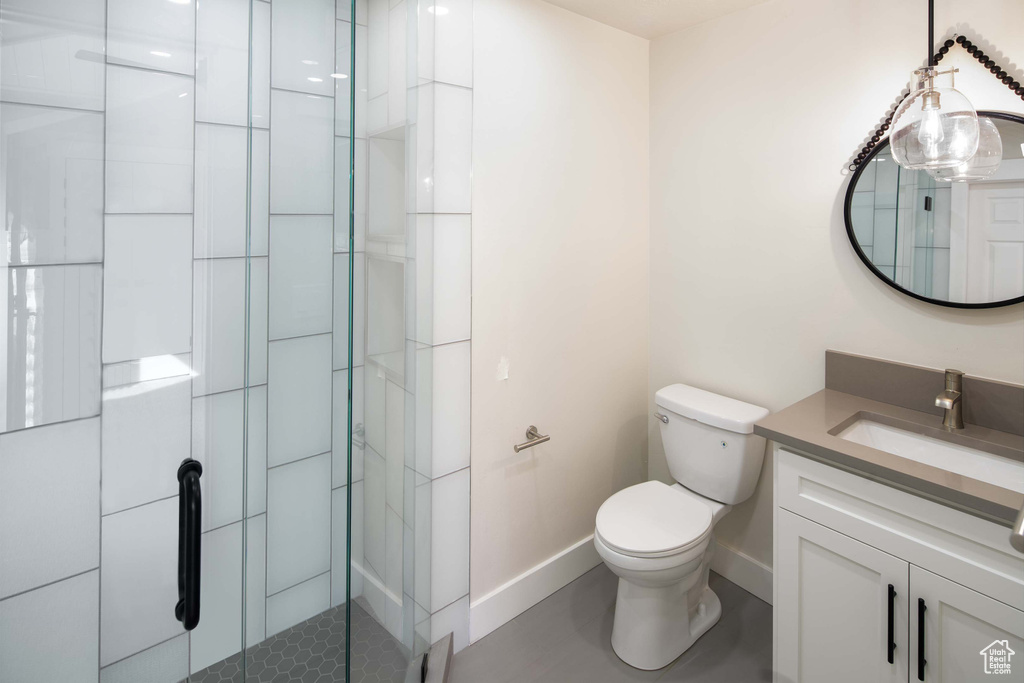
(176, 458), (203, 631)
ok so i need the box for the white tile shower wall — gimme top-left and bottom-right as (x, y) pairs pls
(0, 571), (100, 683)
(0, 418), (100, 599)
(1, 0), (475, 676)
(405, 0), (474, 652)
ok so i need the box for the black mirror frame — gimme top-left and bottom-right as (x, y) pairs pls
(843, 110), (1024, 310)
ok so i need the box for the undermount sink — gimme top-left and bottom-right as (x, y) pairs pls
(836, 418), (1024, 494)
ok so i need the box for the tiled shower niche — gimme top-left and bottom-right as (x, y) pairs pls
(0, 0), (473, 680)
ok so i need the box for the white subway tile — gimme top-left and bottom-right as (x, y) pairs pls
(267, 334), (332, 467)
(252, 1), (271, 128)
(270, 90), (334, 214)
(413, 84), (434, 213)
(269, 216), (334, 340)
(431, 594), (469, 654)
(266, 453), (332, 595)
(2, 264), (102, 432)
(431, 341), (470, 478)
(99, 633), (188, 683)
(247, 385), (269, 517)
(384, 506), (404, 638)
(361, 556), (386, 623)
(271, 0), (335, 96)
(414, 474), (431, 612)
(368, 137), (406, 238)
(194, 124), (249, 259)
(266, 572), (330, 637)
(105, 66), (194, 214)
(387, 2), (407, 126)
(432, 215), (471, 344)
(364, 363), (387, 455)
(107, 0), (195, 75)
(190, 522), (243, 673)
(249, 258), (270, 386)
(331, 484), (364, 606)
(0, 571), (99, 683)
(385, 380), (405, 517)
(432, 83), (472, 214)
(196, 0), (250, 126)
(103, 215), (192, 363)
(193, 258), (247, 396)
(0, 0), (105, 110)
(434, 0), (472, 87)
(192, 391), (245, 531)
(0, 419), (100, 598)
(251, 129), (271, 256)
(367, 93), (389, 133)
(1, 103), (103, 265)
(101, 376), (191, 515)
(246, 515), (267, 646)
(101, 498), (180, 666)
(363, 446), (386, 579)
(367, 0), (389, 100)
(430, 468), (468, 612)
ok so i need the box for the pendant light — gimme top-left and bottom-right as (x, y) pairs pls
(889, 0), (980, 170)
(928, 114), (1003, 181)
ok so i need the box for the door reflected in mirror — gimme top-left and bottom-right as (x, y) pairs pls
(846, 112), (1024, 307)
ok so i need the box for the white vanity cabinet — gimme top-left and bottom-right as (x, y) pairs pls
(773, 447), (1024, 683)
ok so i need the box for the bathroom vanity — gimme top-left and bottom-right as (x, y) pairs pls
(758, 352), (1024, 683)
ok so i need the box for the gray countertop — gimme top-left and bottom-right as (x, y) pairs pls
(754, 388), (1024, 525)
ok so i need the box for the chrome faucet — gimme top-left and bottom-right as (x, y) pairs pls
(934, 369), (964, 430)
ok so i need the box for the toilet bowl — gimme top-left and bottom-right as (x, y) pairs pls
(595, 480), (731, 670)
(594, 384), (768, 670)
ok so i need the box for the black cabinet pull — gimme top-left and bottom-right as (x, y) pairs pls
(176, 459), (203, 631)
(917, 598), (927, 681)
(887, 584), (896, 664)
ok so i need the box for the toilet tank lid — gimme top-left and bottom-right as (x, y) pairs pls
(655, 384), (769, 434)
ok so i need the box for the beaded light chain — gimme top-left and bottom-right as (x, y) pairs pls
(849, 35), (1024, 172)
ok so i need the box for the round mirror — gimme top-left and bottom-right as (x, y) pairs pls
(845, 111), (1024, 308)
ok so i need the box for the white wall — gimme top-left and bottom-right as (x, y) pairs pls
(649, 0), (1024, 569)
(472, 0), (650, 603)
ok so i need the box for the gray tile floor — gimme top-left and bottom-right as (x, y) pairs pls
(450, 565), (772, 683)
(189, 600), (412, 683)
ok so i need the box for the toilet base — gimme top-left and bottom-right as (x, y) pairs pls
(610, 578), (722, 671)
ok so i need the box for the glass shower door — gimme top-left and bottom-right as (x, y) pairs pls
(0, 0), (256, 680)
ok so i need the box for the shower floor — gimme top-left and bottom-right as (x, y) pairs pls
(190, 601), (412, 683)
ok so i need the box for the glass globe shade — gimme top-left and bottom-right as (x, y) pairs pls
(928, 115), (1003, 182)
(890, 67), (979, 170)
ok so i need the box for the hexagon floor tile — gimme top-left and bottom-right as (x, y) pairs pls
(188, 602), (411, 683)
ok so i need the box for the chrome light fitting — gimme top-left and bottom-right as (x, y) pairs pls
(890, 0), (980, 171)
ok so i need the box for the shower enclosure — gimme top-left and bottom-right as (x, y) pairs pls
(0, 0), (472, 680)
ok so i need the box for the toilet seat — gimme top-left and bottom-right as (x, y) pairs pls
(595, 481), (713, 559)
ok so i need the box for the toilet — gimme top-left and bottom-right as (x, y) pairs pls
(595, 383), (769, 670)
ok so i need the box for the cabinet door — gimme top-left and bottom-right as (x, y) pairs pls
(910, 565), (1024, 682)
(776, 509), (909, 683)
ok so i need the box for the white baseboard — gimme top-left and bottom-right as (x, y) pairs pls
(710, 540), (773, 605)
(469, 535), (602, 643)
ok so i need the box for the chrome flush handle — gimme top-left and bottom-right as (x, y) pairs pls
(654, 412), (669, 423)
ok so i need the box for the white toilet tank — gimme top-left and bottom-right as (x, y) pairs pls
(655, 384), (770, 505)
